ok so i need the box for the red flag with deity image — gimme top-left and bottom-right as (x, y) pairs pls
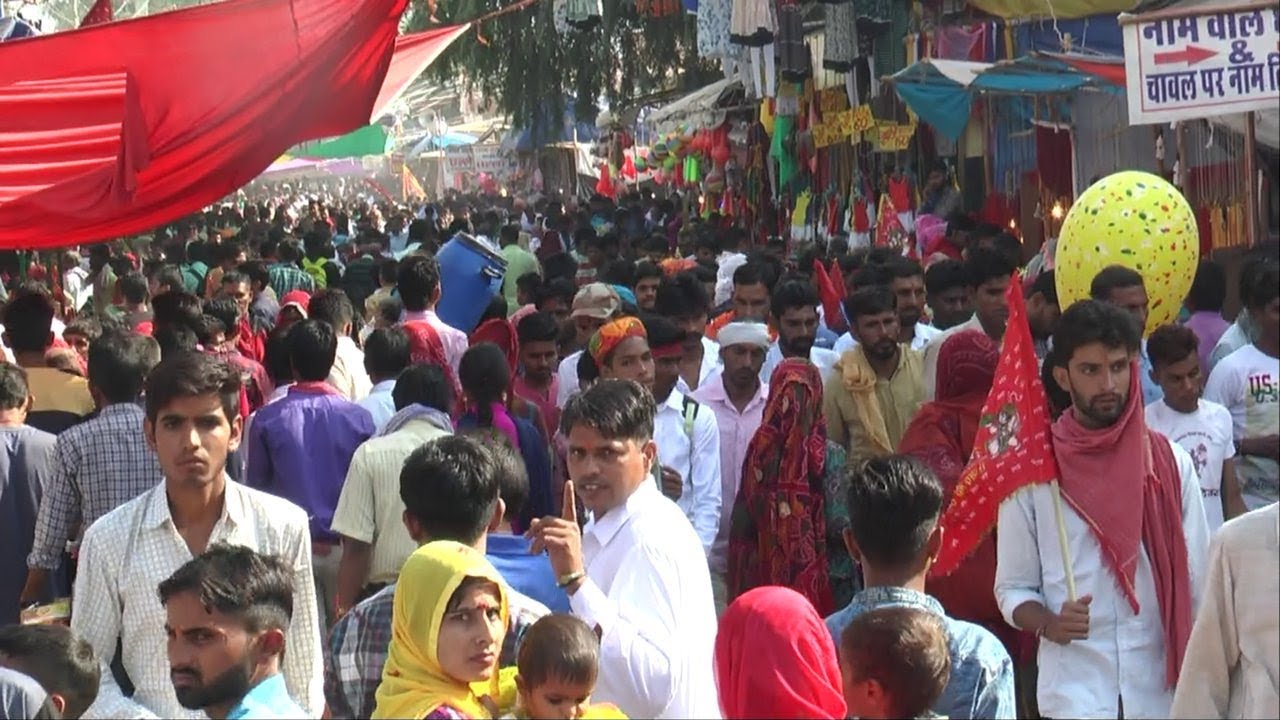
(930, 273), (1060, 577)
(874, 193), (913, 258)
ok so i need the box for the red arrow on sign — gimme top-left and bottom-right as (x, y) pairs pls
(1154, 45), (1219, 65)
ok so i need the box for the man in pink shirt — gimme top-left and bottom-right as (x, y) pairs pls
(396, 255), (468, 373)
(689, 321), (771, 615)
(513, 311), (561, 439)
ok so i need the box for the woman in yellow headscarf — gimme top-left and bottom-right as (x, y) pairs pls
(374, 541), (509, 719)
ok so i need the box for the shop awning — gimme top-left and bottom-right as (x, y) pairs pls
(0, 0), (421, 248)
(295, 124), (394, 159)
(967, 0), (1138, 20)
(891, 56), (1118, 141)
(646, 78), (746, 133)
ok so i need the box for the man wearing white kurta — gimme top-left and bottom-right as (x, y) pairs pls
(528, 379), (720, 720)
(995, 300), (1210, 719)
(1170, 502), (1279, 719)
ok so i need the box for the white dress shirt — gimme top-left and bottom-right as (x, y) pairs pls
(760, 343), (840, 385)
(690, 377), (768, 575)
(404, 309), (468, 374)
(921, 314), (985, 401)
(570, 481), (721, 719)
(833, 321), (941, 354)
(327, 335), (373, 402)
(675, 336), (723, 396)
(1170, 502), (1279, 719)
(652, 388), (722, 553)
(994, 439), (1211, 719)
(556, 350), (584, 409)
(356, 379), (397, 432)
(72, 479), (323, 719)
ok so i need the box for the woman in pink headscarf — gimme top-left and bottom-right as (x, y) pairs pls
(715, 586), (847, 719)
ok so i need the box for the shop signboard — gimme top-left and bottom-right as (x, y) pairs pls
(1122, 5), (1279, 125)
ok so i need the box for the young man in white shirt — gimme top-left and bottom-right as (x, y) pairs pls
(996, 300), (1210, 719)
(71, 352), (322, 719)
(309, 289), (372, 402)
(761, 280), (840, 384)
(1145, 323), (1244, 532)
(528, 379), (719, 720)
(690, 322), (770, 614)
(1204, 261), (1280, 512)
(640, 315), (721, 556)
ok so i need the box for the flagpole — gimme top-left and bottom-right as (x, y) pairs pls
(1047, 480), (1078, 602)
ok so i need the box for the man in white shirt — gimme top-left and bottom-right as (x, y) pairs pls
(356, 327), (411, 431)
(654, 273), (721, 394)
(1204, 262), (1280, 512)
(641, 315), (721, 555)
(761, 280), (840, 384)
(309, 289), (372, 401)
(1145, 324), (1244, 532)
(921, 247), (1015, 401)
(834, 257), (941, 354)
(555, 284), (621, 408)
(528, 379), (720, 719)
(1170, 502), (1279, 719)
(690, 322), (769, 613)
(397, 255), (468, 374)
(996, 300), (1210, 719)
(71, 352), (323, 719)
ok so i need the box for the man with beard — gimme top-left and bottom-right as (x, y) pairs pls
(690, 322), (770, 613)
(70, 352), (321, 718)
(921, 247), (1016, 401)
(835, 258), (940, 356)
(161, 545), (304, 720)
(995, 300), (1209, 719)
(825, 287), (924, 463)
(760, 280), (841, 384)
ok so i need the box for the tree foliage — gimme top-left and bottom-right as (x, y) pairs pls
(409, 0), (718, 136)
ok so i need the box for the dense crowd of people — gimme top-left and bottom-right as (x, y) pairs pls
(0, 188), (1276, 720)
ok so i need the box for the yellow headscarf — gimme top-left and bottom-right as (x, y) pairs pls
(836, 346), (894, 456)
(373, 541), (510, 720)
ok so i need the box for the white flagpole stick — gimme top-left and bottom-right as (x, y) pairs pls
(1048, 479), (1077, 602)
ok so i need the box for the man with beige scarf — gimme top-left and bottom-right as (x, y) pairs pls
(825, 286), (924, 465)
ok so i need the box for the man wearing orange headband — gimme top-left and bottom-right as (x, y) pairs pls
(588, 317), (655, 390)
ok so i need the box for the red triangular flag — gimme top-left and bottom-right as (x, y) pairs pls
(80, 0), (114, 27)
(930, 273), (1060, 576)
(874, 194), (913, 258)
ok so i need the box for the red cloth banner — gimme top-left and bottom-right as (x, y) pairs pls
(0, 0), (427, 248)
(80, 0), (114, 27)
(930, 274), (1060, 577)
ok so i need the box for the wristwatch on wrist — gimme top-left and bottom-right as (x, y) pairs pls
(557, 570), (586, 590)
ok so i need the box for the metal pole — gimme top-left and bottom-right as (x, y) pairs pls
(1244, 111), (1258, 248)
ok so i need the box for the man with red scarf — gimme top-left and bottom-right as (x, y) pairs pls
(995, 300), (1210, 718)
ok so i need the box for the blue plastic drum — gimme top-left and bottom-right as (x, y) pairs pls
(434, 233), (507, 334)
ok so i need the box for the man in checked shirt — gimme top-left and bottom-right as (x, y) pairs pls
(20, 330), (163, 608)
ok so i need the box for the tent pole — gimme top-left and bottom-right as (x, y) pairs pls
(1244, 111), (1258, 248)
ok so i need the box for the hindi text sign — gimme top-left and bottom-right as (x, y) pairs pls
(1122, 6), (1280, 124)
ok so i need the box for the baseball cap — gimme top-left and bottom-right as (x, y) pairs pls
(571, 283), (621, 321)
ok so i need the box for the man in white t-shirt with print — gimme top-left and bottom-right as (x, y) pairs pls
(1145, 324), (1243, 532)
(1204, 262), (1280, 511)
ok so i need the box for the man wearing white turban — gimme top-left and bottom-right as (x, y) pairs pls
(690, 322), (771, 615)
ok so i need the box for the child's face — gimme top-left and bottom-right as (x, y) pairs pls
(840, 651), (889, 719)
(518, 676), (595, 720)
(65, 332), (90, 359)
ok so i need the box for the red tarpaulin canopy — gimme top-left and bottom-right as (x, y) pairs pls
(0, 0), (464, 248)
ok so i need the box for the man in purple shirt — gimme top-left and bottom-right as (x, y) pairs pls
(245, 319), (375, 631)
(1183, 260), (1230, 374)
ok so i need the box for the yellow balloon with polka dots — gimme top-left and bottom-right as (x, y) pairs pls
(1055, 171), (1199, 336)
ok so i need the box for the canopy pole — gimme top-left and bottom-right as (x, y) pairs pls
(1244, 111), (1258, 248)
